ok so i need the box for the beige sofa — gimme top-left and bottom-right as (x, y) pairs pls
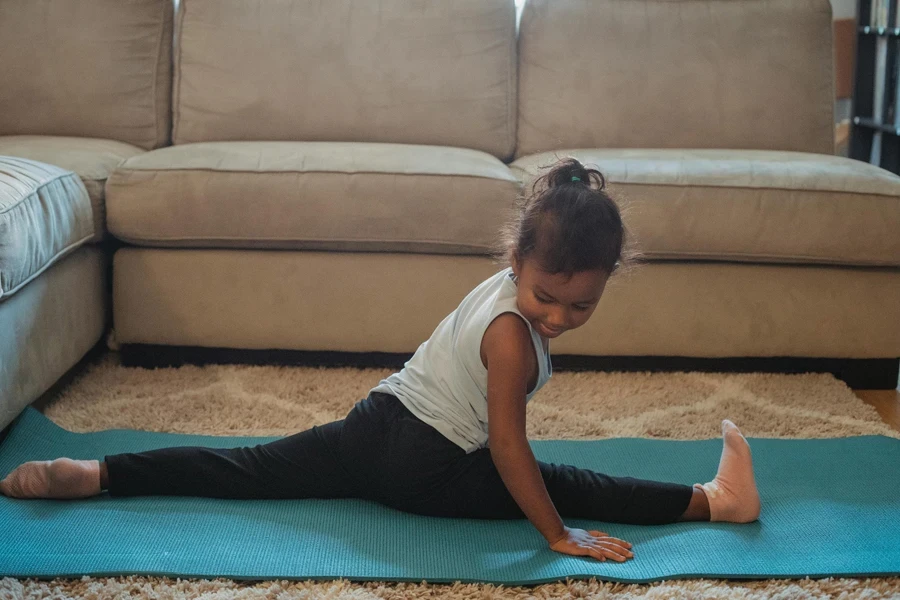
(2, 0), (899, 432)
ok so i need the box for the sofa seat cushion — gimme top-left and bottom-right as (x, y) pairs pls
(0, 136), (145, 242)
(512, 149), (900, 268)
(0, 157), (94, 301)
(106, 141), (520, 254)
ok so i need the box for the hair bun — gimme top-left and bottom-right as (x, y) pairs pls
(541, 157), (605, 191)
(495, 156), (628, 278)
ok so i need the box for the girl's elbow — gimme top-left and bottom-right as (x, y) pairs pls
(488, 433), (529, 457)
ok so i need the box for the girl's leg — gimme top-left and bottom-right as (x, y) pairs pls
(359, 394), (695, 524)
(678, 487), (711, 522)
(106, 419), (361, 499)
(357, 399), (694, 523)
(401, 420), (759, 525)
(541, 464), (695, 525)
(1, 420), (363, 501)
(432, 454), (696, 525)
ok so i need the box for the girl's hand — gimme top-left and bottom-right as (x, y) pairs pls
(549, 526), (634, 562)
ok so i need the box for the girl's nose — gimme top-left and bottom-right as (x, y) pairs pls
(546, 307), (568, 329)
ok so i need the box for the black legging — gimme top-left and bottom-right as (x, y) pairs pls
(105, 391), (693, 525)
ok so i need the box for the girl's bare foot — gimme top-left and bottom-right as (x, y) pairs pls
(694, 420), (761, 523)
(0, 458), (101, 499)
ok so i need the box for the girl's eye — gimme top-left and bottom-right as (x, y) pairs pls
(537, 295), (590, 310)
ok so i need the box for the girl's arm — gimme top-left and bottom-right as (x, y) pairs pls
(482, 313), (567, 546)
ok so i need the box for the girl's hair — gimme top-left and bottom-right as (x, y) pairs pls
(494, 157), (640, 278)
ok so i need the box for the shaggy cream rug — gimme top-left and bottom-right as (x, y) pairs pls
(3, 351), (899, 599)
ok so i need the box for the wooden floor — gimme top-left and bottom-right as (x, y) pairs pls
(855, 388), (900, 432)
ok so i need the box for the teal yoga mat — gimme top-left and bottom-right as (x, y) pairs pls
(1, 406), (899, 584)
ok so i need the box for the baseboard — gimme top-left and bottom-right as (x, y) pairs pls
(120, 344), (900, 391)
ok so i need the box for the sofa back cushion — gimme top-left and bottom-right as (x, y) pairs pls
(0, 0), (174, 151)
(515, 0), (834, 158)
(172, 0), (517, 160)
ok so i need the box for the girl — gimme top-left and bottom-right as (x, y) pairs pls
(1, 158), (760, 564)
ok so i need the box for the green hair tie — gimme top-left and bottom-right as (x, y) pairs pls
(571, 176), (581, 182)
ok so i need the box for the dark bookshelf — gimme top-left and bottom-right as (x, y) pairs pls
(850, 0), (900, 174)
(857, 25), (900, 35)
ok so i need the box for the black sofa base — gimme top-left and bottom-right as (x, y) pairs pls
(119, 344), (900, 391)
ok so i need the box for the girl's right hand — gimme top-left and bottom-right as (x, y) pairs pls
(549, 526), (634, 562)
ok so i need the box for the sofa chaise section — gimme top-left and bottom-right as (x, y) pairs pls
(0, 0), (174, 430)
(0, 158), (107, 430)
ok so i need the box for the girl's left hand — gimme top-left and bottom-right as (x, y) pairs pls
(549, 526), (634, 562)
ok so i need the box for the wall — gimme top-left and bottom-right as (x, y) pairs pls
(830, 0), (857, 19)
(832, 0), (858, 101)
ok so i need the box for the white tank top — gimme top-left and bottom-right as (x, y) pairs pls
(371, 267), (552, 453)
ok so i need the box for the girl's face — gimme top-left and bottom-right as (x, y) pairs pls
(510, 254), (609, 339)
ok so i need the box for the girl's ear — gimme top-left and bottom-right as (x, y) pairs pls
(510, 249), (522, 279)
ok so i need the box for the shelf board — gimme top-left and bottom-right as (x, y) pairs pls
(854, 116), (900, 135)
(858, 26), (900, 36)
